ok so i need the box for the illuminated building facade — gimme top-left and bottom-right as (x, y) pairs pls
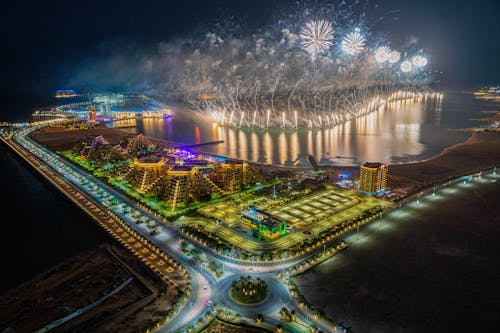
(72, 133), (257, 208)
(125, 159), (247, 207)
(124, 134), (156, 157)
(242, 206), (286, 239)
(87, 107), (97, 122)
(75, 135), (110, 160)
(163, 165), (194, 207)
(359, 162), (388, 195)
(214, 160), (245, 192)
(116, 136), (253, 207)
(127, 157), (167, 193)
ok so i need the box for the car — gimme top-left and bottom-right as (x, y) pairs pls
(203, 285), (208, 290)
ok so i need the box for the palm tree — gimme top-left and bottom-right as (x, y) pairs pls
(280, 307), (291, 321)
(290, 310), (297, 322)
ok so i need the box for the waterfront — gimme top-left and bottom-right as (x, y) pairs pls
(132, 92), (498, 166)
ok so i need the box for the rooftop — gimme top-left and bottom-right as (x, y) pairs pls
(362, 162), (386, 169)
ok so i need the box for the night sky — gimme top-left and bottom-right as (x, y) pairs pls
(1, 0), (499, 120)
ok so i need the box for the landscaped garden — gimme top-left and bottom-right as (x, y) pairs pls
(230, 276), (269, 304)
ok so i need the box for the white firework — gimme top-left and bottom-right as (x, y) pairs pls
(388, 50), (401, 64)
(400, 60), (413, 73)
(341, 29), (365, 56)
(373, 46), (392, 63)
(299, 20), (334, 60)
(412, 55), (428, 67)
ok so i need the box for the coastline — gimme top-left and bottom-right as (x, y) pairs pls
(389, 131), (500, 188)
(29, 119), (500, 183)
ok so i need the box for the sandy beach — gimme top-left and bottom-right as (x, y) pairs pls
(389, 131), (500, 188)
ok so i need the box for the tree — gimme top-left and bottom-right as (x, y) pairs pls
(280, 307), (291, 322)
(179, 239), (188, 252)
(290, 310), (297, 322)
(225, 310), (233, 320)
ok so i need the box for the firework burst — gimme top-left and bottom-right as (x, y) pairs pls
(373, 46), (392, 63)
(388, 50), (401, 64)
(341, 29), (365, 56)
(89, 2), (435, 129)
(412, 55), (428, 67)
(400, 60), (413, 73)
(299, 20), (334, 60)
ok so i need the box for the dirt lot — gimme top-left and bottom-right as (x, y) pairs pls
(0, 243), (180, 333)
(30, 127), (137, 151)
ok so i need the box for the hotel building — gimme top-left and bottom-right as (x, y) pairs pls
(359, 162), (388, 195)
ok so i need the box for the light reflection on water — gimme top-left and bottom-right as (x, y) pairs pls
(125, 93), (496, 166)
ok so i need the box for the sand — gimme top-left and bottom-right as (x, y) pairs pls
(30, 127), (137, 151)
(389, 131), (500, 188)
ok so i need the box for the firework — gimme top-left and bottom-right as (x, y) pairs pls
(400, 60), (413, 73)
(341, 29), (365, 56)
(412, 55), (428, 67)
(373, 46), (392, 63)
(104, 3), (436, 129)
(299, 20), (334, 60)
(388, 50), (401, 64)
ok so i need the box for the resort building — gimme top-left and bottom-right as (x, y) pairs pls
(76, 135), (110, 160)
(162, 165), (194, 207)
(124, 134), (156, 157)
(214, 160), (245, 193)
(159, 165), (223, 207)
(242, 206), (286, 239)
(127, 156), (167, 193)
(359, 162), (388, 195)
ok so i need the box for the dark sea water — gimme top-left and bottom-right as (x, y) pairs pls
(0, 143), (108, 293)
(134, 92), (500, 166)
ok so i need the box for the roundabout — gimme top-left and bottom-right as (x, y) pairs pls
(213, 275), (288, 317)
(230, 276), (269, 305)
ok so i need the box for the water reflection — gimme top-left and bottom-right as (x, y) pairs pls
(133, 94), (486, 166)
(277, 132), (285, 165)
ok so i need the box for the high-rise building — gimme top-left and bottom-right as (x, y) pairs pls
(359, 162), (388, 194)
